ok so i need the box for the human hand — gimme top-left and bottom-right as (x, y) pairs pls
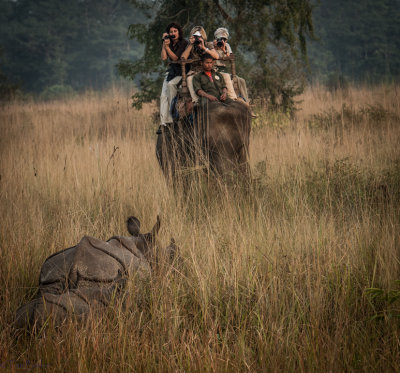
(207, 95), (219, 102)
(199, 38), (205, 49)
(162, 33), (170, 47)
(220, 91), (227, 101)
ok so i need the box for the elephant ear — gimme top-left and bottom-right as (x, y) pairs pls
(127, 216), (141, 237)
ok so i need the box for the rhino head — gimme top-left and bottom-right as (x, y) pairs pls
(126, 215), (177, 265)
(126, 215), (161, 261)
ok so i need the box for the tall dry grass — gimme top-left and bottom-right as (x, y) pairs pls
(1, 84), (399, 371)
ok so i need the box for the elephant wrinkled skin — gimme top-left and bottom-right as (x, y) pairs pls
(156, 101), (251, 183)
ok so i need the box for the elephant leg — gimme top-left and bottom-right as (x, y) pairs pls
(237, 145), (251, 180)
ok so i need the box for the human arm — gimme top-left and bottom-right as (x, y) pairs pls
(161, 33), (169, 60)
(220, 87), (228, 101)
(205, 42), (220, 59)
(181, 36), (194, 60)
(163, 43), (180, 61)
(161, 34), (181, 61)
(193, 73), (218, 102)
(213, 40), (230, 57)
(197, 89), (219, 102)
(182, 36), (219, 60)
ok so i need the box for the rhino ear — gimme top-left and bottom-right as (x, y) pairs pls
(151, 215), (161, 236)
(127, 216), (141, 236)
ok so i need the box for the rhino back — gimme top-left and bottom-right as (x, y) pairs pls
(15, 289), (112, 329)
(68, 236), (150, 288)
(39, 246), (76, 294)
(17, 235), (152, 330)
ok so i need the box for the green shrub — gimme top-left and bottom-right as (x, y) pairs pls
(252, 108), (292, 130)
(366, 281), (400, 321)
(325, 71), (349, 92)
(0, 71), (20, 101)
(307, 103), (399, 130)
(39, 84), (76, 101)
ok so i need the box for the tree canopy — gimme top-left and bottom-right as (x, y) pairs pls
(118, 0), (315, 110)
(2, 0), (398, 101)
(308, 0), (400, 84)
(0, 0), (142, 94)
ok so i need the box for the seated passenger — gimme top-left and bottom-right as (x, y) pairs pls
(181, 26), (219, 103)
(192, 53), (233, 106)
(213, 27), (249, 103)
(159, 22), (188, 134)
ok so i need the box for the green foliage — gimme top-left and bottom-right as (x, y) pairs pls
(251, 108), (292, 130)
(0, 49), (19, 101)
(325, 71), (349, 92)
(253, 155), (400, 219)
(248, 45), (307, 110)
(0, 0), (142, 94)
(118, 59), (165, 110)
(366, 281), (400, 321)
(39, 84), (76, 101)
(309, 0), (400, 83)
(307, 103), (400, 130)
(118, 0), (315, 111)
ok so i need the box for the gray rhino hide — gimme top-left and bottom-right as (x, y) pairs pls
(16, 235), (151, 330)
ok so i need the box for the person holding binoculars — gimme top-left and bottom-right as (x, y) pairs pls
(181, 26), (219, 103)
(159, 22), (188, 133)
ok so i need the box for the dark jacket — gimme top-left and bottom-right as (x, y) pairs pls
(192, 70), (233, 106)
(166, 39), (188, 81)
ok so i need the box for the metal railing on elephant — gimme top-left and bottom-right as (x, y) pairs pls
(170, 55), (239, 97)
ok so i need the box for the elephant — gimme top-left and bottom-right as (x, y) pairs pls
(15, 216), (176, 330)
(156, 100), (251, 185)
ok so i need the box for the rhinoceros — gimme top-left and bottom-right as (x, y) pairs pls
(15, 216), (176, 330)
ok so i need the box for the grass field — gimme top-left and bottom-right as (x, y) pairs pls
(1, 84), (399, 371)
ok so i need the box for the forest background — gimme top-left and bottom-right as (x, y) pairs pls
(1, 0), (399, 102)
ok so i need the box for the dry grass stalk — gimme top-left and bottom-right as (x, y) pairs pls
(1, 85), (399, 371)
